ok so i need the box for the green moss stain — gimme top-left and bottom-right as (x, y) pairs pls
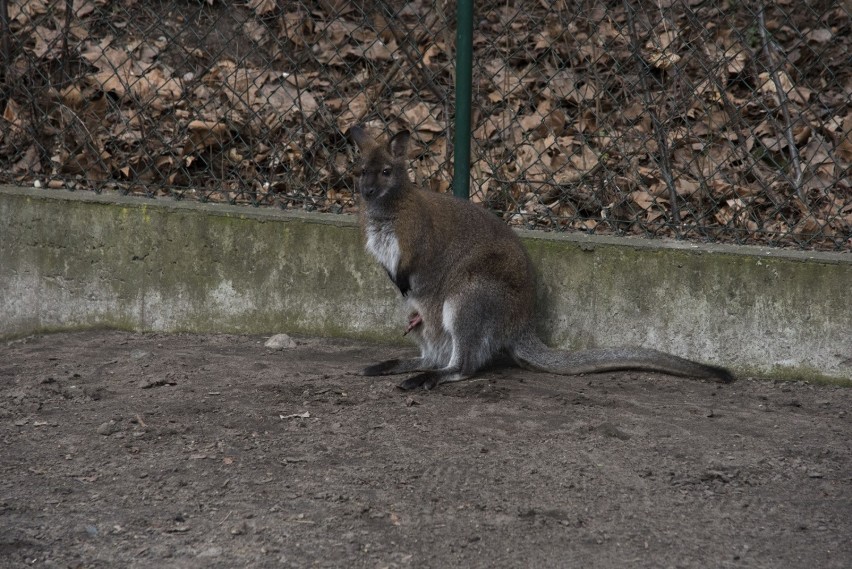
(2, 186), (850, 383)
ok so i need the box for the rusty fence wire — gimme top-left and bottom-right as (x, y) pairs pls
(1, 0), (850, 250)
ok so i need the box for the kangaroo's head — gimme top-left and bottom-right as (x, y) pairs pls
(349, 126), (410, 204)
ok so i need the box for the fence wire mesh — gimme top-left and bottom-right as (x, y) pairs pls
(1, 0), (850, 250)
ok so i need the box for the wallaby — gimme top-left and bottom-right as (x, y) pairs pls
(349, 126), (734, 390)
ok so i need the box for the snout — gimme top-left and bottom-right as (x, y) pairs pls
(360, 185), (378, 200)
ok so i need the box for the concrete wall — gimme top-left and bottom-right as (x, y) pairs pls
(2, 185), (850, 384)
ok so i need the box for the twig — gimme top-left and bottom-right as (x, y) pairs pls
(383, 17), (446, 108)
(757, 2), (805, 204)
(57, 101), (112, 180)
(380, 7), (451, 172)
(61, 0), (73, 85)
(680, 7), (753, 187)
(0, 0), (10, 84)
(217, 510), (233, 526)
(623, 0), (681, 233)
(280, 11), (308, 154)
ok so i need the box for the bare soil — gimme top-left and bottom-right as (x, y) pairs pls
(1, 330), (850, 568)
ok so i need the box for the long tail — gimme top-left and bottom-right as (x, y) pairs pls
(510, 330), (735, 383)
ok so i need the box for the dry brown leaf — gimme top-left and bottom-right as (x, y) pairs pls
(259, 83), (318, 118)
(317, 0), (356, 18)
(485, 60), (532, 99)
(8, 0), (49, 25)
(519, 114), (543, 132)
(81, 42), (139, 96)
(73, 0), (100, 18)
(552, 144), (600, 184)
(514, 145), (548, 182)
(725, 46), (749, 75)
(575, 108), (598, 134)
(186, 120), (231, 152)
(836, 113), (852, 163)
(243, 19), (268, 43)
(629, 190), (657, 211)
(337, 93), (369, 131)
(547, 70), (600, 103)
(674, 177), (700, 197)
(470, 160), (491, 204)
(487, 91), (502, 103)
(422, 43), (446, 66)
(12, 145), (41, 175)
(644, 29), (682, 69)
(805, 28), (832, 43)
(837, 139), (852, 164)
(360, 39), (394, 61)
(281, 11), (312, 46)
(132, 68), (182, 109)
(312, 19), (395, 64)
(246, 0), (277, 15)
(31, 26), (62, 59)
(60, 85), (85, 108)
(709, 180), (761, 199)
(2, 99), (22, 131)
(402, 102), (442, 134)
(794, 217), (825, 235)
(66, 149), (110, 180)
(569, 145), (599, 172)
(757, 71), (812, 105)
(792, 123), (812, 145)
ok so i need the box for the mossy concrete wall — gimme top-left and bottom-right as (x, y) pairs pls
(2, 185), (850, 384)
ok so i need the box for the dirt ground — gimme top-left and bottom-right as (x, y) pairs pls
(1, 330), (850, 568)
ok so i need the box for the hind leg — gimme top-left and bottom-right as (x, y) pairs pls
(363, 357), (433, 376)
(397, 293), (504, 390)
(362, 304), (450, 376)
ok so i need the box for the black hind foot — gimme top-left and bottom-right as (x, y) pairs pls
(363, 358), (430, 376)
(363, 359), (403, 376)
(397, 371), (441, 391)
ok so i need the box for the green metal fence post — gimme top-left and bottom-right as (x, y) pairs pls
(453, 0), (473, 199)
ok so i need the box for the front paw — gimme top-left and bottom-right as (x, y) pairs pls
(362, 359), (402, 376)
(397, 372), (440, 391)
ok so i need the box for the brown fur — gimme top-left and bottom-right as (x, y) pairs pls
(349, 126), (734, 390)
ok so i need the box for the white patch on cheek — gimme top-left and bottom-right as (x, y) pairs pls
(366, 224), (401, 278)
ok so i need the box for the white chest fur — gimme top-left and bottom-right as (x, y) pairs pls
(366, 223), (401, 278)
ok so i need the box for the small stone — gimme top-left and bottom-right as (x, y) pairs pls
(130, 350), (150, 360)
(596, 422), (631, 440)
(230, 522), (247, 535)
(197, 546), (222, 558)
(265, 334), (297, 349)
(97, 420), (120, 436)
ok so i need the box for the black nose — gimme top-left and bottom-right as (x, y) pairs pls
(360, 186), (377, 199)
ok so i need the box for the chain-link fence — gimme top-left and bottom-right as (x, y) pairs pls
(1, 0), (850, 250)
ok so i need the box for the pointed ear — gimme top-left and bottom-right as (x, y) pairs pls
(348, 126), (375, 152)
(388, 130), (410, 158)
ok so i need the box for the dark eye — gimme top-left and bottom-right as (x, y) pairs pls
(381, 167), (392, 177)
